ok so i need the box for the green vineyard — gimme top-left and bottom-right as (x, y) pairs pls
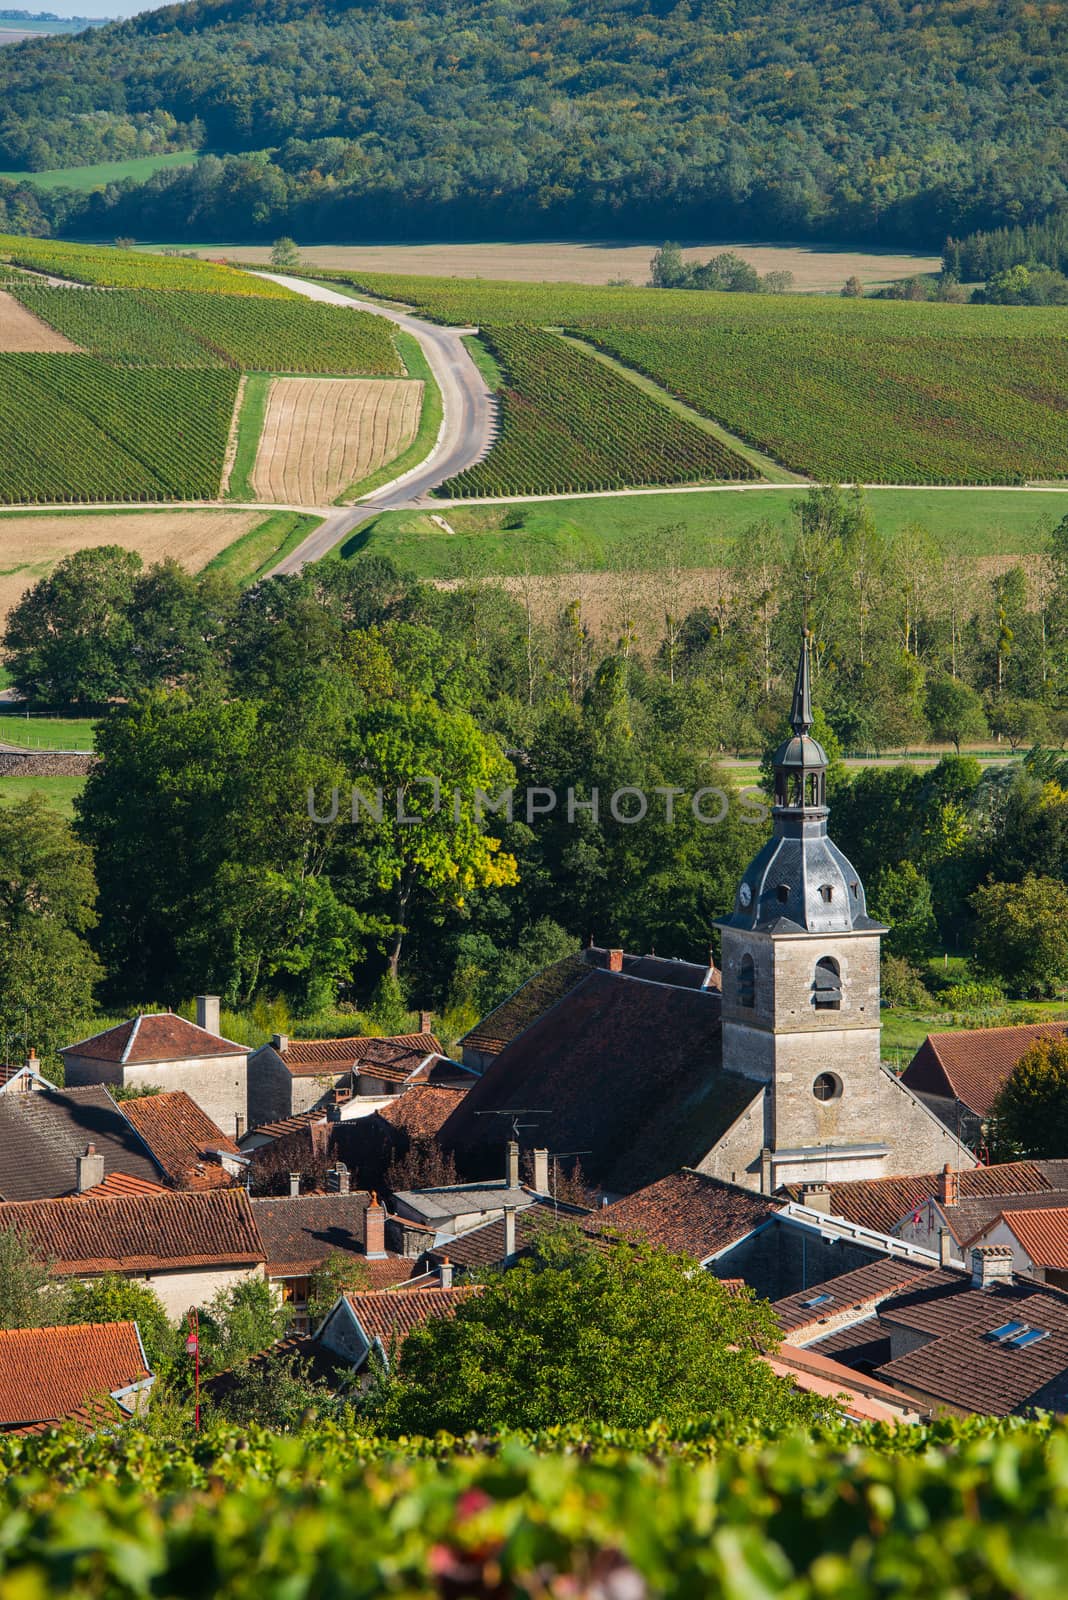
(443, 326), (755, 496)
(331, 272), (1068, 485)
(0, 355), (238, 502)
(11, 286), (403, 374)
(0, 236), (288, 295)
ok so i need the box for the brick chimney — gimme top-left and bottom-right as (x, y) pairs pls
(327, 1161), (350, 1195)
(272, 1033), (289, 1054)
(365, 1192), (387, 1259)
(938, 1164), (960, 1208)
(288, 1171), (300, 1197)
(419, 1010), (433, 1035)
(504, 1206), (517, 1260)
(235, 1114), (245, 1140)
(196, 995), (221, 1036)
(608, 948), (624, 973)
(76, 1143), (105, 1194)
(971, 1244), (1014, 1290)
(759, 1146), (773, 1195)
(801, 1182), (832, 1214)
(439, 1255), (454, 1289)
(532, 1147), (550, 1194)
(506, 1139), (520, 1189)
(939, 1228), (954, 1267)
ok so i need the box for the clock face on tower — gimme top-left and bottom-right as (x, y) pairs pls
(739, 883), (753, 908)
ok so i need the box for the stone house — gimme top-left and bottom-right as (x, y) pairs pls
(246, 1030), (445, 1128)
(60, 998), (249, 1140)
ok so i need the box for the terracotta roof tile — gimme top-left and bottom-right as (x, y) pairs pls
(0, 1084), (163, 1201)
(61, 1013), (246, 1065)
(901, 1023), (1068, 1118)
(983, 1207), (1068, 1272)
(343, 1286), (478, 1351)
(119, 1091), (239, 1190)
(429, 1200), (575, 1270)
(762, 1344), (919, 1423)
(0, 1322), (150, 1428)
(441, 968), (748, 1194)
(72, 1172), (168, 1200)
(779, 1161), (1052, 1236)
(774, 1259), (934, 1335)
(377, 1085), (469, 1138)
(0, 1189), (264, 1274)
(242, 1111), (329, 1144)
(584, 1170), (780, 1260)
(276, 1034), (440, 1077)
(252, 1192), (373, 1274)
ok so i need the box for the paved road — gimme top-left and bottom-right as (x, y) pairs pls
(252, 273), (497, 575)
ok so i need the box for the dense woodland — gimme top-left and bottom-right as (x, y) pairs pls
(5, 489), (1068, 1065)
(0, 0), (1064, 245)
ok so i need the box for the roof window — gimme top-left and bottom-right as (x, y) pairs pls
(801, 1292), (834, 1309)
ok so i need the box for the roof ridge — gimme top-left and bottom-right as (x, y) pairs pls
(120, 1014), (143, 1066)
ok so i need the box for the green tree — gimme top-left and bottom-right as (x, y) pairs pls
(64, 1274), (174, 1369)
(988, 695), (1049, 753)
(925, 673), (987, 754)
(212, 1347), (350, 1429)
(841, 275), (864, 297)
(306, 1251), (370, 1327)
(0, 1226), (66, 1330)
(3, 545), (142, 703)
(970, 874), (1068, 998)
(990, 1036), (1068, 1158)
(269, 236), (303, 271)
(870, 861), (937, 963)
(372, 1232), (827, 1435)
(197, 1277), (291, 1376)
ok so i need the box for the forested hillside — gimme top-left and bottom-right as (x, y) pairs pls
(0, 0), (1064, 245)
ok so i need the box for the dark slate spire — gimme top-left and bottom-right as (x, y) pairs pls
(790, 629), (813, 737)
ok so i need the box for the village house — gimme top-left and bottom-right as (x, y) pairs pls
(963, 1207), (1068, 1289)
(0, 1188), (265, 1318)
(119, 1090), (245, 1190)
(245, 1028), (450, 1128)
(60, 998), (249, 1140)
(900, 1021), (1068, 1148)
(315, 1285), (477, 1371)
(0, 1082), (166, 1200)
(0, 1322), (154, 1436)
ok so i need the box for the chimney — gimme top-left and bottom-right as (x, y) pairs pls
(439, 1255), (454, 1289)
(288, 1171), (300, 1197)
(328, 1161), (351, 1195)
(365, 1192), (387, 1259)
(532, 1147), (550, 1194)
(971, 1244), (1015, 1290)
(506, 1139), (520, 1189)
(196, 995), (221, 1036)
(801, 1182), (832, 1215)
(235, 1114), (245, 1140)
(759, 1146), (773, 1195)
(76, 1143), (105, 1194)
(504, 1206), (517, 1260)
(419, 1010), (433, 1035)
(938, 1163), (960, 1208)
(272, 1033), (289, 1054)
(608, 948), (623, 973)
(939, 1228), (954, 1268)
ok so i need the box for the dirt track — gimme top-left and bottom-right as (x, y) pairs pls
(0, 290), (79, 352)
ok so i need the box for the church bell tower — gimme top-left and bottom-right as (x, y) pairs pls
(716, 633), (890, 1189)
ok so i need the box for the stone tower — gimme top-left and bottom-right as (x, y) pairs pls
(717, 633), (893, 1189)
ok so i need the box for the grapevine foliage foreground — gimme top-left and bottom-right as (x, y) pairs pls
(2, 1416), (1068, 1597)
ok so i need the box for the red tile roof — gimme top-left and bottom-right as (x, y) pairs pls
(762, 1344), (920, 1423)
(61, 1012), (246, 1065)
(0, 1322), (150, 1429)
(343, 1286), (478, 1351)
(242, 1111), (328, 1144)
(72, 1172), (168, 1200)
(779, 1161), (1052, 1236)
(774, 1259), (934, 1336)
(377, 1085), (469, 1138)
(584, 1170), (780, 1260)
(120, 1091), (239, 1189)
(993, 1208), (1068, 1272)
(252, 1192), (375, 1274)
(441, 968), (747, 1194)
(901, 1023), (1068, 1118)
(276, 1033), (440, 1078)
(0, 1189), (264, 1274)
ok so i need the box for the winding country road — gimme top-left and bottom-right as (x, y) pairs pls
(252, 273), (496, 575)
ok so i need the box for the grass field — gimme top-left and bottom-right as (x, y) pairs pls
(0, 236), (286, 296)
(251, 376), (423, 504)
(348, 486), (1068, 577)
(201, 510), (323, 584)
(0, 773), (85, 815)
(165, 240), (944, 292)
(0, 713), (95, 750)
(0, 151), (200, 191)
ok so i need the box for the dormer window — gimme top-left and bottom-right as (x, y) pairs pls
(812, 956), (842, 1011)
(819, 885), (833, 903)
(738, 954), (755, 1009)
(776, 884), (790, 903)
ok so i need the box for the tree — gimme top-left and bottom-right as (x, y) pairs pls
(306, 1251), (371, 1326)
(3, 545), (142, 704)
(385, 1136), (459, 1194)
(64, 1274), (174, 1369)
(925, 673), (987, 754)
(990, 1036), (1068, 1158)
(988, 695), (1049, 753)
(970, 874), (1068, 998)
(0, 1225), (65, 1330)
(212, 1347), (349, 1429)
(841, 275), (864, 297)
(648, 242), (686, 287)
(269, 236), (303, 271)
(870, 861), (937, 963)
(197, 1277), (291, 1376)
(371, 1232), (828, 1435)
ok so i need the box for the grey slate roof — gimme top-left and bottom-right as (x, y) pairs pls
(0, 1085), (163, 1201)
(392, 1184), (532, 1222)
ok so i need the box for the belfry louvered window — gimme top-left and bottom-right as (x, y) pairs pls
(812, 956), (841, 1011)
(738, 954), (755, 1009)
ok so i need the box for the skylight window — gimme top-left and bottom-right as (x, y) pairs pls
(801, 1292), (834, 1308)
(988, 1320), (1028, 1342)
(1008, 1328), (1050, 1350)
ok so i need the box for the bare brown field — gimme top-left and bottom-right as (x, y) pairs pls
(184, 241), (942, 293)
(250, 376), (423, 504)
(0, 509), (262, 618)
(0, 289), (79, 351)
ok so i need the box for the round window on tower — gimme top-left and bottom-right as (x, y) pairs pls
(813, 1072), (842, 1103)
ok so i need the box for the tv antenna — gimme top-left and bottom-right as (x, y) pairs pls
(474, 1108), (550, 1141)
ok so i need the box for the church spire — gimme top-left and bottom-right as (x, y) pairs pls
(790, 629), (813, 737)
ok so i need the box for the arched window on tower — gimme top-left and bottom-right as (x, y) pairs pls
(738, 954), (755, 1009)
(812, 956), (841, 1011)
